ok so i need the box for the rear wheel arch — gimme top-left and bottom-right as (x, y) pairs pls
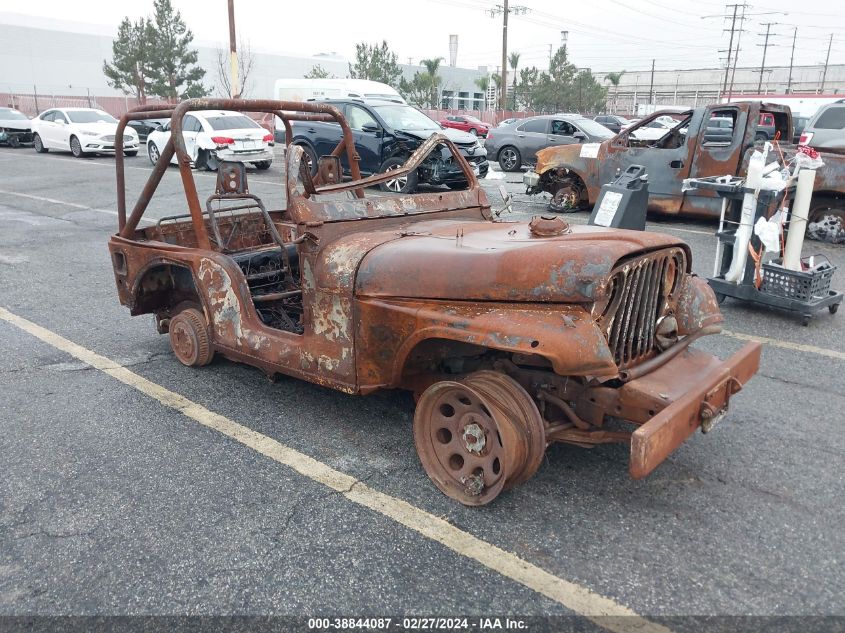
(130, 260), (204, 321)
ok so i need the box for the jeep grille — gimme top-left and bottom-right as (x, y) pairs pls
(598, 248), (686, 368)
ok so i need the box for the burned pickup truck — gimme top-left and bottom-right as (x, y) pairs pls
(108, 98), (760, 506)
(525, 101), (845, 240)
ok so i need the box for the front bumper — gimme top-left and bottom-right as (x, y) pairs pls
(622, 342), (762, 478)
(523, 170), (540, 187)
(82, 138), (139, 153)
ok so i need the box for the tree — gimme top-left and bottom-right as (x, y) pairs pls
(304, 64), (335, 79)
(475, 76), (490, 110)
(491, 72), (503, 105)
(348, 41), (402, 89)
(399, 73), (431, 107)
(603, 71), (626, 113)
(419, 57), (444, 110)
(103, 17), (154, 104)
(215, 38), (255, 98)
(513, 47), (606, 113)
(508, 51), (521, 109)
(147, 0), (207, 99)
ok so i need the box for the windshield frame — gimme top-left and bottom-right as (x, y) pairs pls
(572, 118), (616, 139)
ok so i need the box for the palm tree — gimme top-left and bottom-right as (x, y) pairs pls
(420, 57), (444, 109)
(508, 52), (521, 110)
(603, 70), (626, 113)
(475, 76), (490, 110)
(491, 72), (502, 107)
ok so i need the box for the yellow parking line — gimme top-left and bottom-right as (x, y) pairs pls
(0, 306), (668, 633)
(723, 329), (845, 361)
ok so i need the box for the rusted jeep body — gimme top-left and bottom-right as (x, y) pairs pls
(108, 99), (761, 505)
(527, 101), (845, 227)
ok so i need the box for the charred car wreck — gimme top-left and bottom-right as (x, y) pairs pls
(525, 102), (845, 241)
(108, 99), (761, 506)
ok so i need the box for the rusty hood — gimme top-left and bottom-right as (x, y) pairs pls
(353, 219), (687, 303)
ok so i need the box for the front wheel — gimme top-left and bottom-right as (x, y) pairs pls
(498, 146), (521, 172)
(33, 134), (48, 153)
(378, 157), (418, 194)
(8, 135), (20, 148)
(124, 150), (138, 157)
(147, 141), (161, 165)
(755, 132), (767, 142)
(70, 135), (84, 158)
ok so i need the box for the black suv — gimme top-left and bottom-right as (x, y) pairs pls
(290, 99), (488, 193)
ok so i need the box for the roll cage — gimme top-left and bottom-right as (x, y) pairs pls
(113, 98), (482, 250)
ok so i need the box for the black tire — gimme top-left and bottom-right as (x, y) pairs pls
(297, 143), (318, 176)
(715, 292), (727, 305)
(498, 145), (521, 172)
(755, 132), (767, 142)
(830, 303), (840, 315)
(147, 140), (161, 165)
(70, 135), (84, 158)
(8, 135), (20, 148)
(33, 134), (48, 153)
(124, 150), (138, 157)
(254, 160), (272, 170)
(378, 156), (418, 194)
(469, 128), (478, 136)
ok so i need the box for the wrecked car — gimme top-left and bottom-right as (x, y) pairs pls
(0, 107), (34, 147)
(524, 102), (845, 240)
(108, 98), (761, 506)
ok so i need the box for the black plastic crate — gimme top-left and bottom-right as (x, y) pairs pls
(761, 256), (835, 301)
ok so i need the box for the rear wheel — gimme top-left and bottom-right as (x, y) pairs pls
(469, 128), (478, 136)
(168, 308), (213, 367)
(124, 150), (138, 157)
(70, 135), (84, 158)
(498, 146), (521, 172)
(807, 204), (845, 244)
(254, 160), (272, 170)
(297, 143), (317, 176)
(33, 134), (48, 153)
(755, 132), (767, 142)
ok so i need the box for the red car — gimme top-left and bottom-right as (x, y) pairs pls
(440, 114), (490, 137)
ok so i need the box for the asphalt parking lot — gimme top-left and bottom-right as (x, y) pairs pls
(0, 144), (843, 632)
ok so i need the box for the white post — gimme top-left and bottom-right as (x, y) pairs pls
(783, 169), (816, 271)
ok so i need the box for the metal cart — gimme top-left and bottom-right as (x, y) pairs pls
(687, 175), (843, 326)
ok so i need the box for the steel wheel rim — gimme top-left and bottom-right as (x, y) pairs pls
(414, 381), (515, 505)
(463, 371), (546, 488)
(502, 149), (517, 170)
(384, 165), (407, 192)
(170, 319), (199, 365)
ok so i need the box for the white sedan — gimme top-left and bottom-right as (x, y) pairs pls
(630, 118), (680, 141)
(147, 110), (274, 171)
(31, 108), (139, 157)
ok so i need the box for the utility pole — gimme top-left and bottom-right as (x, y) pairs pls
(787, 27), (797, 93)
(756, 22), (778, 93)
(727, 3), (748, 101)
(227, 0), (239, 98)
(489, 2), (529, 110)
(720, 4), (741, 98)
(820, 33), (833, 93)
(649, 59), (655, 106)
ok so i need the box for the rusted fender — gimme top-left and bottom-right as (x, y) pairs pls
(355, 219), (688, 303)
(675, 275), (724, 334)
(355, 298), (619, 390)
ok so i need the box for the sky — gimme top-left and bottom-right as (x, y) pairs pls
(0, 0), (842, 73)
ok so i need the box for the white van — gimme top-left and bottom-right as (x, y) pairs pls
(273, 78), (405, 104)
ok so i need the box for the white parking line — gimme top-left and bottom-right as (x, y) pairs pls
(723, 330), (845, 361)
(0, 306), (668, 633)
(0, 188), (153, 225)
(0, 150), (282, 186)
